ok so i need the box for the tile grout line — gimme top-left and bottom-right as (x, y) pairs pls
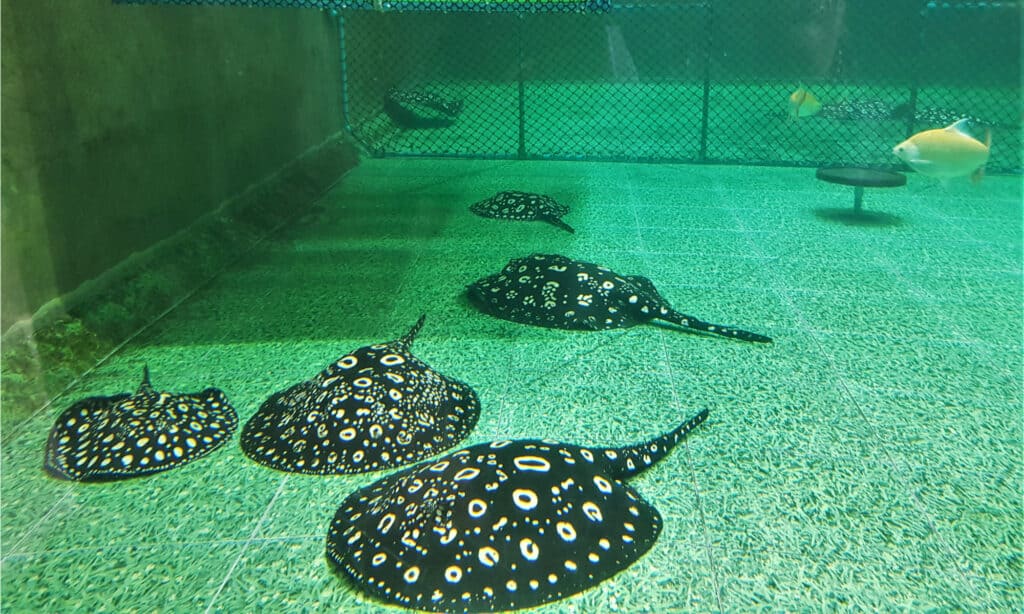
(5, 534), (323, 560)
(3, 486), (75, 558)
(742, 206), (995, 602)
(204, 475), (290, 614)
(859, 209), (1018, 607)
(653, 325), (725, 613)
(632, 179), (725, 613)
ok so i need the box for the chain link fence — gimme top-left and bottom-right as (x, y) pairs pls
(117, 0), (1022, 173)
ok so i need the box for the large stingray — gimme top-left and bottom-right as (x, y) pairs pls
(468, 253), (772, 343)
(470, 191), (575, 234)
(327, 409), (708, 613)
(43, 367), (237, 481)
(241, 315), (480, 475)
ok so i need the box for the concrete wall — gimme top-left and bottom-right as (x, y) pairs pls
(1, 0), (344, 332)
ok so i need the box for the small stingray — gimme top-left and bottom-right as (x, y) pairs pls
(385, 88), (463, 129)
(470, 191), (575, 234)
(468, 253), (772, 343)
(43, 367), (237, 482)
(327, 409), (709, 613)
(241, 315), (480, 475)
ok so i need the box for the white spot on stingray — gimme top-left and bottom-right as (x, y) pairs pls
(468, 499), (488, 518)
(380, 354), (405, 366)
(404, 566), (421, 583)
(454, 467), (481, 481)
(520, 537), (540, 561)
(506, 579), (518, 592)
(582, 501), (604, 522)
(512, 488), (539, 511)
(556, 521), (577, 542)
(479, 546), (500, 567)
(377, 513), (396, 534)
(337, 355), (358, 369)
(440, 528), (458, 545)
(445, 566), (463, 583)
(513, 456), (551, 472)
(372, 552), (387, 566)
(593, 475), (613, 494)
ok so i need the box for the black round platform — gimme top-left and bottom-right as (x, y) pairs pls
(815, 167), (907, 188)
(815, 167), (906, 213)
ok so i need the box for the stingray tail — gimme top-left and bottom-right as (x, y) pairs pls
(543, 215), (575, 234)
(602, 409), (709, 480)
(399, 314), (427, 346)
(661, 309), (772, 343)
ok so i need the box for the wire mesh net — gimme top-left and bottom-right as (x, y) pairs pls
(117, 0), (1022, 172)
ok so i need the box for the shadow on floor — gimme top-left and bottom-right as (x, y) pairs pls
(812, 207), (904, 227)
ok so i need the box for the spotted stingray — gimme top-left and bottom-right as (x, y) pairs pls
(470, 191), (575, 234)
(43, 367), (237, 481)
(241, 315), (480, 475)
(468, 253), (772, 343)
(327, 409), (708, 612)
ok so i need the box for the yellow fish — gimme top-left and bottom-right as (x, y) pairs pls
(892, 118), (991, 182)
(789, 86), (822, 119)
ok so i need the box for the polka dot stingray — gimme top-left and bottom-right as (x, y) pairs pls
(43, 367), (237, 482)
(469, 191), (575, 234)
(241, 315), (481, 475)
(326, 409), (709, 612)
(468, 253), (772, 343)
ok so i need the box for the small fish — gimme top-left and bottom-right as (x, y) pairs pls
(327, 409), (710, 612)
(789, 86), (822, 119)
(43, 367), (237, 481)
(240, 315), (480, 475)
(893, 118), (991, 182)
(468, 254), (772, 343)
(469, 191), (575, 234)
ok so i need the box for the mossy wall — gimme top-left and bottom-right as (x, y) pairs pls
(1, 0), (345, 332)
(0, 1), (360, 433)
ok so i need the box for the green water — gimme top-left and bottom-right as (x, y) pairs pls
(2, 158), (1021, 611)
(2, 0), (1023, 611)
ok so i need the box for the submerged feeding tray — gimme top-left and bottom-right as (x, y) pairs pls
(815, 167), (906, 213)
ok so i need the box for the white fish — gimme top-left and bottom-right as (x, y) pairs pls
(892, 118), (991, 182)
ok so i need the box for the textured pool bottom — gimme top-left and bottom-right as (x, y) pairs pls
(1, 159), (1021, 612)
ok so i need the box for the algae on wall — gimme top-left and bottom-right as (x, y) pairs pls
(1, 0), (357, 433)
(1, 0), (345, 331)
